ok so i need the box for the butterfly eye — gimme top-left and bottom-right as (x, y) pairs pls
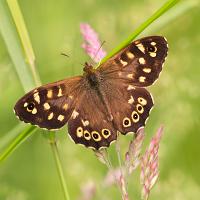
(26, 102), (35, 112)
(147, 45), (157, 53)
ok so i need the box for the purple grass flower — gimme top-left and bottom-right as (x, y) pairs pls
(80, 23), (106, 63)
(104, 168), (129, 200)
(104, 168), (122, 187)
(77, 181), (96, 200)
(125, 128), (145, 174)
(140, 126), (164, 200)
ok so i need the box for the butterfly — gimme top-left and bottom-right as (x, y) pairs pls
(14, 36), (168, 150)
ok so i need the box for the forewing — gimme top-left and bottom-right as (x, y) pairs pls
(14, 76), (82, 130)
(99, 79), (153, 134)
(98, 36), (168, 87)
(67, 88), (117, 150)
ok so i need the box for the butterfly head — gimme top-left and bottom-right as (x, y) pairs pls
(83, 62), (94, 73)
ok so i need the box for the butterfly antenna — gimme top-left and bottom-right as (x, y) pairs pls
(60, 52), (70, 58)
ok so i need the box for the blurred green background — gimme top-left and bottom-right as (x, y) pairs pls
(0, 0), (200, 199)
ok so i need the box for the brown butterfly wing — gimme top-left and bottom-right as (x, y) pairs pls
(14, 76), (83, 130)
(98, 79), (153, 135)
(95, 36), (168, 135)
(67, 87), (117, 150)
(98, 36), (168, 87)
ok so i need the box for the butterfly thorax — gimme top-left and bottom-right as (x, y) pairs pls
(83, 62), (100, 88)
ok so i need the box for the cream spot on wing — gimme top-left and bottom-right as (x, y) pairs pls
(120, 59), (128, 66)
(57, 87), (63, 97)
(69, 95), (73, 99)
(71, 110), (79, 119)
(150, 52), (156, 57)
(127, 85), (135, 90)
(118, 72), (122, 76)
(48, 112), (54, 120)
(131, 111), (139, 123)
(143, 68), (151, 73)
(34, 92), (40, 104)
(84, 130), (91, 140)
(123, 117), (131, 127)
(76, 127), (83, 137)
(63, 103), (68, 111)
(138, 97), (147, 106)
(92, 131), (101, 141)
(47, 90), (53, 98)
(32, 108), (37, 114)
(43, 103), (50, 110)
(81, 119), (89, 127)
(128, 95), (134, 104)
(139, 76), (146, 82)
(109, 114), (113, 121)
(127, 74), (133, 79)
(136, 104), (144, 114)
(135, 40), (140, 44)
(139, 57), (145, 64)
(102, 129), (111, 139)
(136, 43), (145, 53)
(57, 114), (65, 121)
(24, 102), (28, 107)
(151, 42), (156, 46)
(126, 52), (134, 59)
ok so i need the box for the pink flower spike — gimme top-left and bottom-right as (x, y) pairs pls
(140, 126), (164, 200)
(104, 168), (129, 200)
(104, 168), (122, 187)
(78, 180), (96, 200)
(125, 128), (145, 174)
(80, 23), (106, 63)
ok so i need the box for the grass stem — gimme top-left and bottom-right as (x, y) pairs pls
(49, 132), (71, 200)
(100, 0), (180, 64)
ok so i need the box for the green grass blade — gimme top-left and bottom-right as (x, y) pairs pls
(6, 0), (41, 86)
(100, 0), (180, 65)
(144, 0), (198, 35)
(0, 126), (37, 162)
(49, 132), (71, 200)
(0, 1), (35, 92)
(0, 123), (26, 151)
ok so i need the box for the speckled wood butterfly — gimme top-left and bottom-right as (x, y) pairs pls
(14, 36), (168, 150)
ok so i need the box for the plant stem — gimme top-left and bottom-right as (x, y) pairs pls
(49, 132), (70, 200)
(116, 139), (129, 200)
(6, 0), (41, 86)
(0, 1), (35, 92)
(0, 126), (36, 162)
